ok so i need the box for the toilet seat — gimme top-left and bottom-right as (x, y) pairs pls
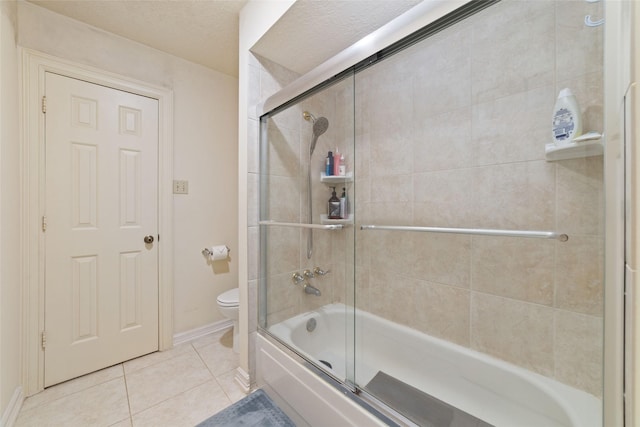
(217, 288), (239, 307)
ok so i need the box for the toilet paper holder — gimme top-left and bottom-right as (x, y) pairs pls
(201, 246), (230, 257)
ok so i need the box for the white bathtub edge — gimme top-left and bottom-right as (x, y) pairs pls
(268, 303), (602, 427)
(256, 333), (389, 427)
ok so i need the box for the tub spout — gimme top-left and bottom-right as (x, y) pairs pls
(304, 283), (322, 296)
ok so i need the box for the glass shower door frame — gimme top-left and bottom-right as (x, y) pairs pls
(256, 79), (359, 393)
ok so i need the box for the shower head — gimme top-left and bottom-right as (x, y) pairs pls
(310, 117), (329, 156)
(313, 117), (329, 137)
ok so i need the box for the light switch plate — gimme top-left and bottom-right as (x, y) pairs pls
(173, 180), (188, 194)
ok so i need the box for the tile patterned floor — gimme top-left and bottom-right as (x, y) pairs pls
(15, 328), (245, 427)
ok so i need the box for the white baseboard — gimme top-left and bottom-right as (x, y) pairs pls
(234, 366), (251, 394)
(172, 319), (233, 347)
(1, 386), (24, 427)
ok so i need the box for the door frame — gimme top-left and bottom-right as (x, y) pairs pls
(20, 48), (174, 396)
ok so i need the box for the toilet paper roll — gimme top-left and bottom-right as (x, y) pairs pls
(208, 245), (229, 261)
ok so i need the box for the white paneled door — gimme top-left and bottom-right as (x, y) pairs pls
(44, 72), (159, 387)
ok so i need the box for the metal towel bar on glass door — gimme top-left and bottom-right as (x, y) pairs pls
(258, 220), (344, 230)
(360, 224), (568, 242)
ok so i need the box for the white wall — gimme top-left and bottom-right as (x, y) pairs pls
(17, 0), (239, 335)
(238, 0), (296, 384)
(0, 0), (21, 422)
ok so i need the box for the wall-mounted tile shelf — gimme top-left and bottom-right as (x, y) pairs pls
(545, 137), (603, 161)
(320, 172), (353, 184)
(320, 214), (353, 225)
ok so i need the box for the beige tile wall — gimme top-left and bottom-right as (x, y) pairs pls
(251, 0), (604, 399)
(354, 0), (604, 397)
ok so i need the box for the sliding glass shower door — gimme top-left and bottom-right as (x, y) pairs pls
(258, 0), (604, 424)
(258, 74), (357, 386)
(351, 0), (604, 425)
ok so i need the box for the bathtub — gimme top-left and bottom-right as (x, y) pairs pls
(268, 303), (602, 427)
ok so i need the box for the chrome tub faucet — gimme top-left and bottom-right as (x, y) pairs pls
(304, 283), (322, 296)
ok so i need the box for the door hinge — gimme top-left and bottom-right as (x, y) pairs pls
(42, 96), (47, 114)
(41, 331), (46, 349)
(42, 215), (47, 232)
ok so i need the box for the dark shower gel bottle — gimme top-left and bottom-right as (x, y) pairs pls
(328, 187), (341, 219)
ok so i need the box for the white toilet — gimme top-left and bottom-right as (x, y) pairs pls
(216, 287), (240, 353)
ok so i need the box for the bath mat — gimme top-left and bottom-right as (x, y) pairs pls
(365, 371), (493, 427)
(196, 389), (296, 427)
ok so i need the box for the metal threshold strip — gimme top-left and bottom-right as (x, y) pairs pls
(259, 220), (344, 230)
(360, 224), (568, 242)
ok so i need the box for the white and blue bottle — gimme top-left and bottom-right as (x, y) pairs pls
(552, 88), (583, 143)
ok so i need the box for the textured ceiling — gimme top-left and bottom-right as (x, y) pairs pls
(27, 0), (248, 77)
(26, 0), (423, 78)
(252, 0), (422, 75)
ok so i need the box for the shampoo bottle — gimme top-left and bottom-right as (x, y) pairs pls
(339, 187), (349, 219)
(333, 147), (341, 176)
(328, 187), (341, 219)
(326, 151), (334, 176)
(552, 88), (582, 143)
(338, 153), (346, 176)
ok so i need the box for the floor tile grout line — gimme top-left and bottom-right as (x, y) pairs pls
(212, 370), (238, 403)
(16, 334), (237, 425)
(192, 341), (239, 404)
(19, 367), (127, 415)
(122, 362), (135, 426)
(16, 370), (131, 426)
(126, 379), (224, 418)
(126, 343), (220, 417)
(122, 345), (195, 377)
(193, 342), (220, 382)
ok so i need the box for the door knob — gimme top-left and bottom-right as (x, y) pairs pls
(144, 235), (154, 244)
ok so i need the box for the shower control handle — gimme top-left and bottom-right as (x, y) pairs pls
(292, 272), (305, 285)
(303, 269), (315, 279)
(314, 267), (330, 276)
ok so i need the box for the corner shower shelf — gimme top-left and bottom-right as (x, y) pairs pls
(545, 137), (603, 161)
(320, 172), (353, 184)
(320, 214), (354, 225)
